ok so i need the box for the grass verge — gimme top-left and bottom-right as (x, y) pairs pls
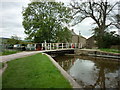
(99, 48), (120, 53)
(2, 53), (72, 88)
(0, 50), (21, 56)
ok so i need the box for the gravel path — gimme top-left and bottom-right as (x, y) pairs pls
(0, 51), (42, 63)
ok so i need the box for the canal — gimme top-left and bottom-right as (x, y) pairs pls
(54, 55), (120, 88)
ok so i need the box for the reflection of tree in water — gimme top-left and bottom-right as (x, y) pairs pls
(54, 55), (119, 88)
(87, 57), (119, 88)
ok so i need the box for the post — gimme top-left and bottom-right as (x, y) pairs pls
(29, 44), (31, 50)
(71, 43), (72, 48)
(57, 43), (59, 49)
(46, 43), (47, 50)
(75, 43), (76, 48)
(50, 43), (51, 50)
(66, 43), (67, 49)
(78, 43), (80, 49)
(62, 43), (63, 49)
(48, 43), (49, 50)
(45, 41), (47, 50)
(42, 43), (43, 50)
(68, 43), (69, 48)
(81, 43), (82, 48)
(34, 44), (35, 50)
(52, 43), (54, 49)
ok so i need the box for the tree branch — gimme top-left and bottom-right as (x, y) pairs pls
(106, 2), (117, 15)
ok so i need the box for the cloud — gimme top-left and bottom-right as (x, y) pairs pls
(70, 18), (95, 38)
(0, 28), (27, 40)
(0, 1), (29, 39)
(1, 2), (23, 28)
(1, 0), (118, 40)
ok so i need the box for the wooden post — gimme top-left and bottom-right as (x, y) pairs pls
(66, 43), (67, 49)
(57, 43), (59, 49)
(81, 43), (82, 48)
(68, 43), (69, 48)
(29, 44), (31, 50)
(42, 43), (43, 50)
(46, 43), (48, 50)
(45, 42), (47, 50)
(71, 43), (72, 48)
(62, 43), (63, 49)
(48, 43), (49, 50)
(52, 43), (54, 49)
(75, 43), (76, 48)
(50, 43), (51, 50)
(30, 44), (32, 50)
(78, 43), (80, 48)
(34, 44), (36, 50)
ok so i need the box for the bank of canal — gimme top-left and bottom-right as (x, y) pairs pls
(54, 55), (120, 88)
(2, 53), (72, 88)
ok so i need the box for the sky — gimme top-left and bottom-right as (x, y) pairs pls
(0, 0), (119, 40)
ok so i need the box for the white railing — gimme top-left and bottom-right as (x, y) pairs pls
(26, 43), (83, 51)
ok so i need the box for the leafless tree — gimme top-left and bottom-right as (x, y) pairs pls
(70, 0), (118, 48)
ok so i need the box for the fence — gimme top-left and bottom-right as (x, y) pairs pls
(1, 43), (83, 51)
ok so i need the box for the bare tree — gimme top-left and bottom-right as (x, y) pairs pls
(70, 0), (118, 48)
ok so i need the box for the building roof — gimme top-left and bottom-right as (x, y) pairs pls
(70, 29), (86, 39)
(80, 35), (86, 39)
(87, 35), (94, 40)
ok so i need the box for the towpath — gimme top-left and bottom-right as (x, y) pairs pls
(0, 51), (42, 63)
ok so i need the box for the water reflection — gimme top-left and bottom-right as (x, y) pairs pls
(54, 55), (120, 88)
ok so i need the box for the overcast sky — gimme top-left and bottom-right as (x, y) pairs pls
(0, 0), (119, 40)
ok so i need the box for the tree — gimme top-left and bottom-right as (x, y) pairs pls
(70, 0), (117, 48)
(109, 14), (120, 29)
(22, 1), (72, 43)
(7, 35), (22, 45)
(56, 27), (72, 42)
(108, 2), (120, 29)
(94, 30), (120, 48)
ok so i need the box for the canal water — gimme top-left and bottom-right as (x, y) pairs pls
(54, 55), (120, 88)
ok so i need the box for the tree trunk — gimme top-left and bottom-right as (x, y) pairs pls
(97, 25), (106, 48)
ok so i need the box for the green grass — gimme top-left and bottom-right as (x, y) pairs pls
(0, 50), (21, 56)
(2, 53), (72, 88)
(100, 48), (120, 53)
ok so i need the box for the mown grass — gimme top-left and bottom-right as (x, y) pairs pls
(100, 48), (120, 53)
(2, 53), (72, 88)
(0, 50), (20, 56)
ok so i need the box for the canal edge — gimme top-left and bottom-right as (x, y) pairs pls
(44, 53), (82, 88)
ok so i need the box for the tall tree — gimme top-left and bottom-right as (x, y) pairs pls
(70, 0), (117, 48)
(22, 1), (72, 43)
